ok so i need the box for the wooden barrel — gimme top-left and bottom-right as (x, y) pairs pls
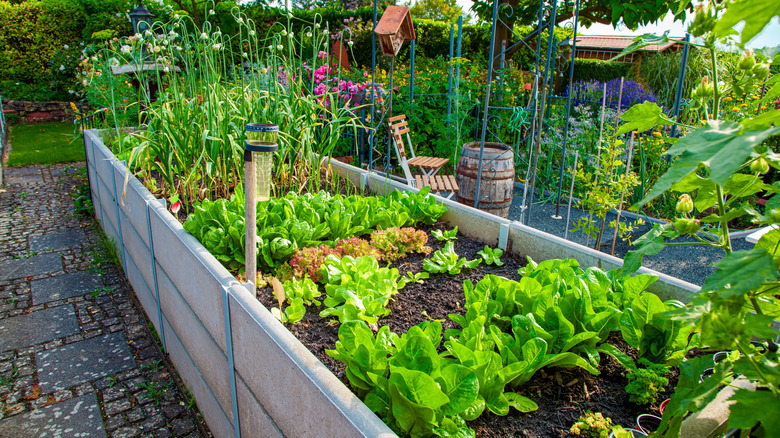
(456, 142), (515, 218)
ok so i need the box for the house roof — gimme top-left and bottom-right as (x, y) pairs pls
(574, 35), (682, 52)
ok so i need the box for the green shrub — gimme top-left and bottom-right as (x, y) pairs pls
(570, 59), (633, 84)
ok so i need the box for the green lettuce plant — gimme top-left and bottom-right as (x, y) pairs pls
(423, 242), (481, 275)
(431, 227), (458, 242)
(477, 245), (504, 266)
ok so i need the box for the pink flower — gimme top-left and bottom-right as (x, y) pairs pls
(318, 50), (328, 59)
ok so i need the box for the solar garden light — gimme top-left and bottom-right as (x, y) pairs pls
(244, 123), (278, 288)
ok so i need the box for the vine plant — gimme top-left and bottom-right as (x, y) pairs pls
(615, 0), (780, 435)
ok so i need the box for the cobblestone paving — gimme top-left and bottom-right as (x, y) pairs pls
(0, 164), (212, 438)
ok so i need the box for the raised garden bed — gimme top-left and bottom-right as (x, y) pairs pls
(85, 128), (708, 438)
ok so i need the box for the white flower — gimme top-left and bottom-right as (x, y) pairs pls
(322, 29), (328, 35)
(173, 22), (179, 28)
(63, 44), (69, 49)
(200, 32), (208, 40)
(249, 30), (255, 36)
(173, 14), (179, 19)
(281, 29), (287, 36)
(347, 41), (353, 47)
(214, 30), (221, 36)
(276, 44), (283, 51)
(115, 12), (122, 18)
(153, 45), (161, 54)
(261, 67), (268, 74)
(289, 31), (294, 38)
(162, 39), (169, 45)
(145, 30), (152, 37)
(68, 90), (74, 94)
(163, 66), (170, 72)
(314, 23), (320, 28)
(59, 64), (65, 71)
(213, 43), (222, 50)
(82, 79), (88, 86)
(121, 45), (132, 54)
(305, 31), (312, 38)
(209, 9), (215, 15)
(15, 82), (19, 85)
(267, 45), (273, 50)
(175, 45), (182, 51)
(108, 57), (120, 68)
(237, 17), (244, 24)
(91, 55), (98, 62)
(242, 52), (248, 58)
(134, 33), (142, 40)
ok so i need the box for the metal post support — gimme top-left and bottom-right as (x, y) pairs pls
(368, 0), (379, 171)
(111, 161), (128, 273)
(498, 40), (506, 103)
(245, 156), (257, 291)
(456, 16), (463, 83)
(474, 0), (501, 210)
(525, 0), (559, 225)
(410, 40), (416, 104)
(670, 34), (691, 138)
(564, 151), (579, 240)
(553, 0), (580, 217)
(91, 137), (104, 225)
(447, 23), (455, 126)
(145, 201), (166, 351)
(222, 285), (241, 438)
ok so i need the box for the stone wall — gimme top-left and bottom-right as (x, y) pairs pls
(2, 101), (84, 124)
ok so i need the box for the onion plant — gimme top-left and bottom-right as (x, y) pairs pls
(81, 7), (368, 210)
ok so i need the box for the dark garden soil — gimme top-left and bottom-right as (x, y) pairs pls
(255, 221), (676, 438)
(124, 158), (677, 437)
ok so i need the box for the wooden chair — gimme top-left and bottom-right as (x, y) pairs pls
(389, 114), (459, 198)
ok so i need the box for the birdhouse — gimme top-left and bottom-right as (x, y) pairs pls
(374, 6), (416, 57)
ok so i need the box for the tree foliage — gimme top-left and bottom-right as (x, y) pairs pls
(408, 0), (465, 24)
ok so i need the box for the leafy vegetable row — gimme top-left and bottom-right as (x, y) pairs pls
(325, 258), (688, 437)
(183, 188), (447, 273)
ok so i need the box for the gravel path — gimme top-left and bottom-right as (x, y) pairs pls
(506, 189), (754, 286)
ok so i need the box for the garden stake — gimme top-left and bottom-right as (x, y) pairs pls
(520, 75), (540, 223)
(587, 83), (607, 248)
(245, 149), (257, 292)
(610, 134), (634, 256)
(757, 77), (768, 115)
(564, 151), (579, 241)
(613, 76), (625, 129)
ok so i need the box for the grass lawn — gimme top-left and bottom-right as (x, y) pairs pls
(6, 121), (84, 167)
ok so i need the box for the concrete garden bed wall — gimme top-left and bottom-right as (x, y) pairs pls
(84, 130), (394, 438)
(85, 129), (702, 438)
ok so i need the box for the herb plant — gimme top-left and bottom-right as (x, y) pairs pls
(570, 411), (614, 438)
(625, 359), (669, 405)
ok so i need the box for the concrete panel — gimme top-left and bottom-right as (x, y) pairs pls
(148, 202), (232, 354)
(156, 263), (232, 421)
(235, 375), (284, 438)
(229, 284), (395, 438)
(507, 223), (698, 302)
(123, 247), (160, 335)
(117, 206), (154, 291)
(161, 314), (235, 438)
(322, 157), (365, 189)
(111, 160), (158, 250)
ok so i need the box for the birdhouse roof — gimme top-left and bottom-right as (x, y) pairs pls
(374, 5), (416, 41)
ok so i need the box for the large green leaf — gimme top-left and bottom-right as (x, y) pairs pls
(727, 388), (780, 432)
(712, 0), (780, 45)
(700, 249), (778, 298)
(610, 32), (675, 62)
(438, 364), (480, 416)
(756, 229), (780, 269)
(616, 102), (674, 136)
(639, 121), (780, 206)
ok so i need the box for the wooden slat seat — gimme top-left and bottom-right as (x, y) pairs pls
(414, 174), (459, 196)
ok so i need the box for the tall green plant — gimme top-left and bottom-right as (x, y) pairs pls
(614, 0), (780, 434)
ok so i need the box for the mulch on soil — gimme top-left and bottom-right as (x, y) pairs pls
(255, 221), (675, 438)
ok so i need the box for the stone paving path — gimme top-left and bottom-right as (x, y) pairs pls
(0, 164), (211, 438)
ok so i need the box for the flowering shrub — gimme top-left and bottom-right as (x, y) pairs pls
(279, 237), (380, 282)
(370, 227), (431, 262)
(565, 79), (658, 110)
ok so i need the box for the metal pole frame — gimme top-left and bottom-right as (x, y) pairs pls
(368, 0), (379, 171)
(553, 0), (580, 217)
(447, 23), (455, 126)
(670, 33), (691, 138)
